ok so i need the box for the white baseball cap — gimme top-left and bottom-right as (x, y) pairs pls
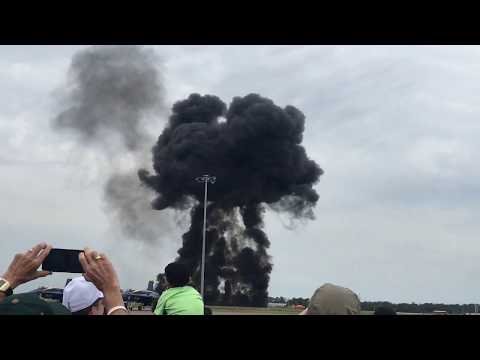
(62, 276), (104, 313)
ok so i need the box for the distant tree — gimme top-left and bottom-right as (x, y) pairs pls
(287, 297), (309, 307)
(268, 296), (287, 304)
(359, 301), (480, 314)
(374, 305), (396, 315)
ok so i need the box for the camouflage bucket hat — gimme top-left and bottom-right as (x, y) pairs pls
(0, 293), (71, 315)
(307, 283), (361, 315)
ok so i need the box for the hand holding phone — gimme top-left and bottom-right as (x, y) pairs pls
(79, 248), (127, 315)
(2, 243), (52, 289)
(42, 248), (84, 273)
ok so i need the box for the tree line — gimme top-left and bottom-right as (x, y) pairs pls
(270, 297), (479, 313)
(361, 301), (479, 314)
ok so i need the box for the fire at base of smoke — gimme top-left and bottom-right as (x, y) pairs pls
(140, 93), (323, 306)
(52, 46), (322, 307)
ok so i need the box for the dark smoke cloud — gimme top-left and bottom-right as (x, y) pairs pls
(52, 46), (168, 244)
(54, 45), (162, 152)
(52, 47), (322, 304)
(104, 173), (173, 243)
(140, 93), (323, 306)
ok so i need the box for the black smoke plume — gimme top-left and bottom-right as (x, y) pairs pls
(52, 45), (168, 244)
(140, 93), (323, 306)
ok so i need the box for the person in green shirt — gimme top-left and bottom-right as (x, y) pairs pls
(154, 262), (204, 315)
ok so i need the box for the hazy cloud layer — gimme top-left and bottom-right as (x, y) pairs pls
(1, 45), (480, 303)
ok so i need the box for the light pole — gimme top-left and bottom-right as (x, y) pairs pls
(195, 174), (216, 299)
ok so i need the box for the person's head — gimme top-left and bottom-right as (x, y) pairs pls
(374, 305), (396, 315)
(70, 298), (105, 315)
(304, 283), (361, 315)
(164, 262), (190, 288)
(62, 276), (104, 315)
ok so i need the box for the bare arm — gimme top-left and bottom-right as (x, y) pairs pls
(1, 243), (52, 302)
(79, 248), (127, 315)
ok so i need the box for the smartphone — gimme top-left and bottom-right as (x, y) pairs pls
(42, 248), (84, 273)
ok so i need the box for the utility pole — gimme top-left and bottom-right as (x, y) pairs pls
(195, 174), (216, 299)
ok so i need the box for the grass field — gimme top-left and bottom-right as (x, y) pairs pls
(210, 306), (303, 315)
(209, 306), (376, 315)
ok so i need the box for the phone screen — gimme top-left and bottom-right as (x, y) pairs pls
(42, 248), (84, 273)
